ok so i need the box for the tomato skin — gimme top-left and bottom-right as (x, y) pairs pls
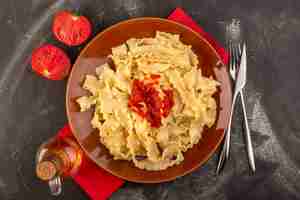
(31, 44), (71, 80)
(52, 11), (92, 46)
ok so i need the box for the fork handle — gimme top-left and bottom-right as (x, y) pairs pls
(216, 94), (237, 174)
(216, 133), (227, 174)
(225, 93), (237, 158)
(240, 89), (256, 172)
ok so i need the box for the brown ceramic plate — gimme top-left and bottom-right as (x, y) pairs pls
(66, 17), (232, 183)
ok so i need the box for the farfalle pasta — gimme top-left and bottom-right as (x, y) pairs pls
(77, 32), (219, 171)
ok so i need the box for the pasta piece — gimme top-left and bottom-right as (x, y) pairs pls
(76, 96), (96, 112)
(112, 44), (128, 56)
(83, 75), (102, 95)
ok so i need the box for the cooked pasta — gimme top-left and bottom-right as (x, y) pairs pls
(77, 31), (219, 171)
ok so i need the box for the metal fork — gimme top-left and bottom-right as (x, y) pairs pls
(216, 38), (240, 174)
(216, 19), (255, 174)
(229, 27), (256, 173)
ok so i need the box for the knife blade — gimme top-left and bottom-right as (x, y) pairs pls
(234, 43), (246, 94)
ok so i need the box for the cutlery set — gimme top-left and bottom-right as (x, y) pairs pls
(216, 19), (255, 174)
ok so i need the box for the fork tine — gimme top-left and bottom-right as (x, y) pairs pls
(232, 43), (237, 71)
(237, 43), (242, 69)
(229, 42), (236, 79)
(234, 43), (240, 68)
(238, 43), (242, 55)
(227, 41), (230, 64)
(233, 43), (236, 68)
(229, 42), (234, 70)
(236, 43), (241, 66)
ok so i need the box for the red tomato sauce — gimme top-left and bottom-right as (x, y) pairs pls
(128, 75), (174, 128)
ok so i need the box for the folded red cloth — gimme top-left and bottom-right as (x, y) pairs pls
(55, 7), (228, 200)
(168, 7), (228, 64)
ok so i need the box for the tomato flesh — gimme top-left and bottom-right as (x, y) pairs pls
(31, 44), (71, 80)
(52, 11), (91, 46)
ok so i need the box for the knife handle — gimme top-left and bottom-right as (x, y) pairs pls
(240, 89), (256, 172)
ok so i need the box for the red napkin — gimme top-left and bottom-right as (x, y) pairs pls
(55, 7), (228, 200)
(168, 7), (229, 64)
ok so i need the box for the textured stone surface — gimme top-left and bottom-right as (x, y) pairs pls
(0, 0), (299, 199)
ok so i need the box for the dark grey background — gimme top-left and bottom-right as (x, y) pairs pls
(0, 0), (299, 199)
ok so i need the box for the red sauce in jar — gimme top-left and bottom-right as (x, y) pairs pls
(128, 75), (174, 128)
